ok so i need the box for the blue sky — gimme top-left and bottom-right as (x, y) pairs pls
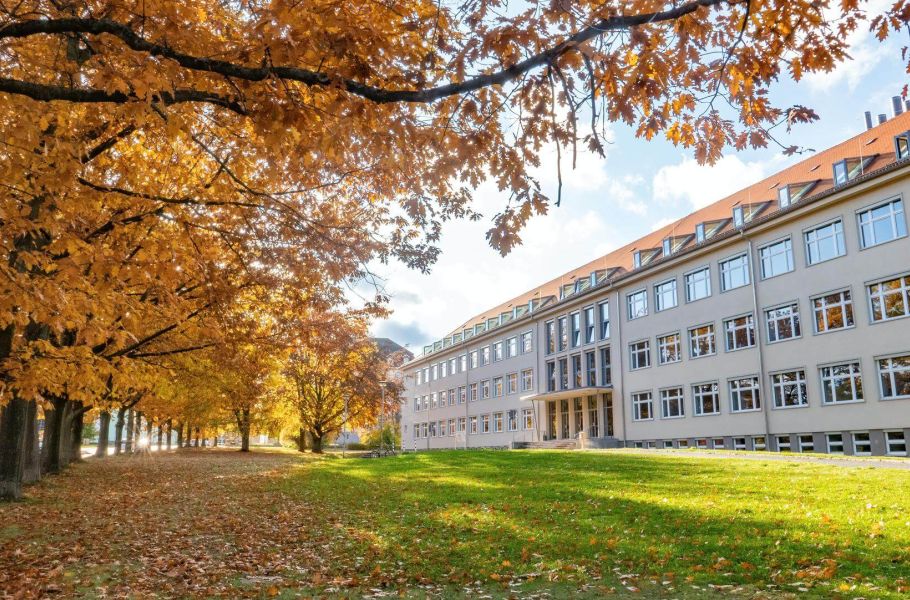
(369, 6), (908, 352)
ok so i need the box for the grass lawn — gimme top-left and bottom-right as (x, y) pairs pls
(2, 449), (909, 598)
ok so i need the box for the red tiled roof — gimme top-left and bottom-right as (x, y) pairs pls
(452, 111), (910, 335)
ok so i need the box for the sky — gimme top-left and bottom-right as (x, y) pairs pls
(368, 5), (908, 353)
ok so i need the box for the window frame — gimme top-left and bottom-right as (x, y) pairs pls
(885, 430), (908, 456)
(659, 386), (686, 419)
(657, 331), (682, 365)
(728, 376), (762, 413)
(654, 278), (678, 312)
(856, 196), (907, 250)
(769, 368), (809, 410)
(810, 288), (855, 335)
(723, 312), (756, 352)
(692, 381), (721, 416)
(866, 272), (910, 324)
(628, 339), (651, 371)
(687, 322), (717, 359)
(803, 217), (846, 266)
(758, 236), (794, 280)
(719, 252), (751, 292)
(631, 391), (654, 421)
(627, 288), (649, 320)
(764, 301), (802, 344)
(876, 353), (910, 400)
(819, 360), (864, 405)
(684, 265), (712, 303)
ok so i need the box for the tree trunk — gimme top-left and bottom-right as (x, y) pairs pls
(212, 436), (218, 448)
(165, 419), (172, 450)
(114, 407), (126, 455)
(125, 409), (134, 453)
(194, 427), (200, 447)
(0, 397), (29, 500)
(69, 402), (85, 463)
(238, 407), (251, 452)
(40, 395), (68, 475)
(311, 430), (324, 454)
(95, 410), (111, 457)
(22, 400), (41, 484)
(176, 422), (184, 448)
(133, 412), (143, 453)
(297, 427), (307, 452)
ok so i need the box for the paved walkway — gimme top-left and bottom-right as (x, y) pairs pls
(600, 447), (910, 470)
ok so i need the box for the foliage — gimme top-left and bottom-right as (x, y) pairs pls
(362, 424), (401, 450)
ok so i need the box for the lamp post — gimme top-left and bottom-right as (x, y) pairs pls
(378, 380), (388, 455)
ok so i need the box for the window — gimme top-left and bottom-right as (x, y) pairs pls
(759, 238), (793, 279)
(507, 336), (518, 358)
(852, 432), (871, 456)
(720, 254), (750, 291)
(657, 332), (681, 364)
(753, 436), (767, 450)
(558, 357), (569, 390)
(878, 355), (910, 399)
(584, 306), (596, 344)
(470, 351), (478, 369)
(685, 267), (711, 302)
(415, 370), (422, 385)
(896, 132), (910, 159)
(546, 361), (556, 392)
(629, 340), (650, 370)
(654, 279), (678, 311)
(449, 358), (457, 374)
(440, 361), (448, 378)
(587, 396), (599, 438)
(460, 354), (467, 371)
(570, 312), (581, 347)
(560, 400), (569, 438)
(507, 372), (518, 394)
(857, 198), (906, 248)
(522, 408), (534, 430)
(469, 383), (478, 402)
(729, 377), (761, 412)
(804, 220), (846, 264)
(798, 434), (814, 453)
(724, 314), (755, 351)
(688, 324), (716, 358)
(521, 331), (533, 354)
(663, 440), (674, 449)
(660, 387), (685, 418)
(481, 380), (490, 399)
(868, 274), (910, 322)
(598, 301), (611, 339)
(627, 290), (648, 320)
(507, 410), (518, 432)
(457, 417), (466, 433)
(521, 368), (533, 392)
(733, 205), (744, 227)
(812, 290), (854, 333)
(448, 389), (456, 406)
(886, 431), (907, 456)
(571, 354), (583, 388)
(833, 156), (874, 185)
(776, 435), (792, 452)
(632, 392), (653, 421)
(545, 321), (556, 354)
(493, 412), (503, 433)
(429, 421), (437, 437)
(493, 341), (503, 362)
(558, 316), (568, 351)
(678, 439), (689, 448)
(696, 438), (709, 449)
(469, 416), (477, 434)
(766, 303), (801, 343)
(431, 364), (437, 380)
(692, 382), (720, 416)
(458, 386), (466, 404)
(481, 346), (491, 365)
(599, 346), (611, 385)
(448, 418), (456, 436)
(713, 438), (725, 449)
(826, 433), (844, 454)
(481, 414), (490, 434)
(819, 362), (863, 404)
(771, 370), (808, 408)
(585, 351), (597, 386)
(492, 377), (503, 397)
(733, 437), (747, 450)
(573, 398), (584, 436)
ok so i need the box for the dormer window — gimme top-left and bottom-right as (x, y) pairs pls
(733, 206), (744, 228)
(660, 238), (671, 256)
(895, 131), (910, 159)
(778, 186), (791, 208)
(633, 251), (642, 268)
(833, 157), (876, 185)
(695, 223), (705, 243)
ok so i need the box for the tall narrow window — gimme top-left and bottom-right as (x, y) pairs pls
(719, 254), (750, 291)
(546, 361), (556, 392)
(771, 370), (808, 408)
(857, 198), (907, 248)
(585, 351), (597, 387)
(587, 396), (599, 438)
(560, 400), (569, 438)
(599, 301), (611, 339)
(573, 398), (584, 436)
(558, 357), (569, 390)
(558, 316), (568, 351)
(657, 332), (681, 364)
(599, 346), (611, 385)
(571, 354), (582, 388)
(545, 321), (556, 355)
(507, 373), (518, 394)
(812, 290), (854, 333)
(629, 340), (650, 370)
(481, 345), (490, 365)
(570, 312), (581, 347)
(507, 336), (518, 358)
(521, 331), (533, 354)
(584, 306), (596, 344)
(492, 341), (503, 362)
(521, 368), (534, 392)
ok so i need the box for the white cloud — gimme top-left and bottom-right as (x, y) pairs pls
(652, 154), (773, 211)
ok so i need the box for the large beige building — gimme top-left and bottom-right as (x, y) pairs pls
(400, 109), (910, 457)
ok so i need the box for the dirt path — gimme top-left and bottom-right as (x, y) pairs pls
(0, 450), (333, 599)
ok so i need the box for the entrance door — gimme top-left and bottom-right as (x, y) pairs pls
(547, 401), (557, 440)
(602, 392), (614, 437)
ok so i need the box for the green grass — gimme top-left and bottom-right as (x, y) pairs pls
(278, 450), (910, 598)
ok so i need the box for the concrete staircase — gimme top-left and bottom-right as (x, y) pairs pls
(512, 439), (578, 450)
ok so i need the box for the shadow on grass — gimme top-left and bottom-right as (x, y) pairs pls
(276, 450), (910, 598)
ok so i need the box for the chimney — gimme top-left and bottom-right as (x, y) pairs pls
(864, 111), (873, 130)
(893, 96), (904, 117)
(879, 113), (887, 124)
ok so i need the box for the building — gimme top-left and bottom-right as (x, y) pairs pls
(400, 105), (910, 457)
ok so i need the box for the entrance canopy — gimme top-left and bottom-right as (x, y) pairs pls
(520, 386), (612, 402)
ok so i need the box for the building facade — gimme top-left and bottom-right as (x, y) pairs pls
(400, 110), (910, 457)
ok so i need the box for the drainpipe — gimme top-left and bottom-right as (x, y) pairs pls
(463, 335), (470, 450)
(613, 286), (628, 446)
(743, 233), (772, 444)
